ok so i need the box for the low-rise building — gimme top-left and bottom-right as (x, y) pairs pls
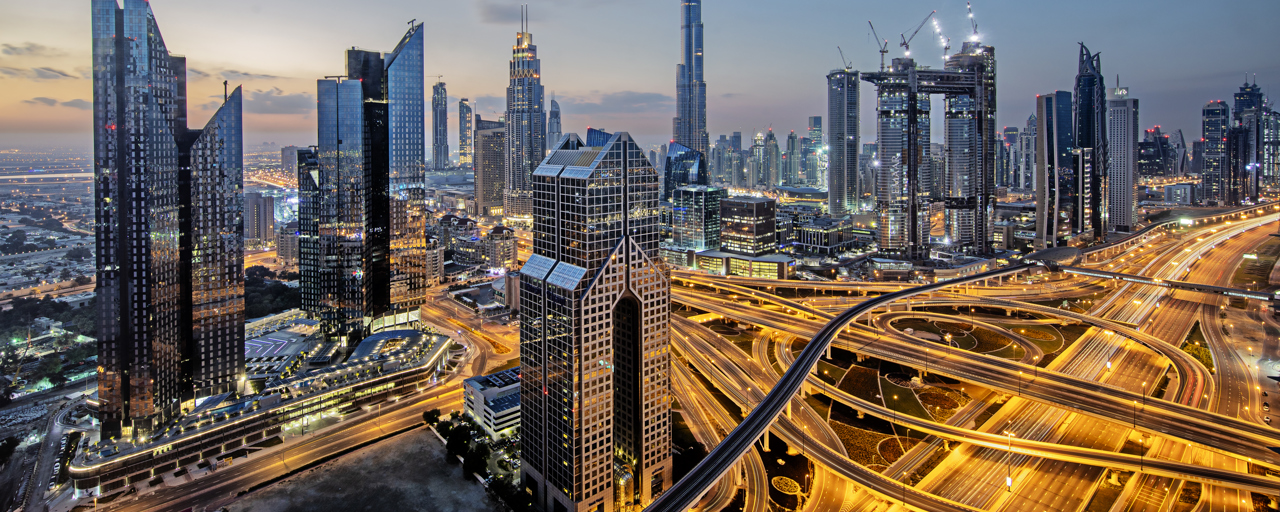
(463, 366), (521, 439)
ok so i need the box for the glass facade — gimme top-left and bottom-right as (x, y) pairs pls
(670, 185), (725, 251)
(674, 0), (709, 155)
(720, 196), (776, 257)
(662, 141), (706, 200)
(432, 81), (449, 169)
(313, 78), (366, 345)
(827, 70), (859, 214)
(504, 30), (546, 222)
(458, 98), (474, 167)
(1074, 44), (1107, 239)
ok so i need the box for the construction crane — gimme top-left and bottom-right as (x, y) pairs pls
(931, 16), (951, 59)
(966, 2), (979, 41)
(867, 22), (889, 71)
(428, 74), (444, 85)
(899, 10), (936, 57)
(837, 46), (852, 71)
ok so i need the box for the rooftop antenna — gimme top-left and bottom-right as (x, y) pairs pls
(966, 2), (979, 41)
(867, 22), (889, 71)
(900, 10), (936, 57)
(223, 80), (228, 101)
(837, 46), (852, 71)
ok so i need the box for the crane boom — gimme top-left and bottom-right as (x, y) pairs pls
(868, 21), (889, 71)
(967, 2), (979, 40)
(899, 10), (936, 57)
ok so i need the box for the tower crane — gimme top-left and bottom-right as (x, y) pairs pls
(899, 10), (936, 57)
(867, 22), (889, 71)
(967, 2), (979, 41)
(837, 46), (852, 72)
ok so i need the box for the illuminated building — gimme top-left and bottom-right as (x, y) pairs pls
(459, 98), (474, 168)
(826, 69), (859, 214)
(674, 0), (708, 155)
(433, 81), (449, 169)
(1106, 87), (1137, 231)
(504, 12), (546, 225)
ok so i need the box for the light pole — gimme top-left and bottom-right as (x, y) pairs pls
(1003, 429), (1015, 492)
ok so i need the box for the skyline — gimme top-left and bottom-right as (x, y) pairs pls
(2, 0), (1278, 155)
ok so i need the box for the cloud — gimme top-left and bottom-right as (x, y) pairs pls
(60, 99), (91, 110)
(1, 42), (64, 57)
(721, 93), (740, 99)
(559, 91), (674, 115)
(220, 69), (281, 81)
(476, 1), (523, 23)
(188, 68), (211, 79)
(243, 87), (313, 115)
(0, 67), (79, 80)
(20, 97), (91, 110)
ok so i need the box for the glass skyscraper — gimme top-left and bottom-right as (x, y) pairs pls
(433, 81), (449, 169)
(504, 21), (546, 225)
(93, 0), (244, 440)
(826, 69), (859, 214)
(1074, 44), (1107, 240)
(663, 141), (707, 200)
(458, 98), (474, 168)
(1202, 100), (1231, 203)
(674, 0), (708, 155)
(547, 98), (562, 149)
(520, 131), (671, 512)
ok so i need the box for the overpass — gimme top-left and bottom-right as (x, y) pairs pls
(1055, 265), (1276, 303)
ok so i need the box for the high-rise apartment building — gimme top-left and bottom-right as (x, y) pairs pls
(1106, 87), (1138, 232)
(804, 116), (823, 185)
(674, 0), (708, 155)
(281, 145), (301, 177)
(762, 129), (781, 187)
(504, 20), (546, 225)
(245, 192), (276, 242)
(475, 116), (507, 217)
(1019, 115), (1037, 190)
(548, 98), (562, 148)
(1202, 100), (1231, 203)
(721, 196), (777, 257)
(520, 131), (671, 512)
(301, 23), (426, 346)
(1227, 125), (1253, 206)
(1074, 44), (1107, 240)
(1000, 127), (1020, 188)
(459, 98), (474, 168)
(826, 69), (859, 214)
(663, 141), (706, 200)
(784, 130), (800, 186)
(433, 82), (449, 169)
(93, 0), (244, 439)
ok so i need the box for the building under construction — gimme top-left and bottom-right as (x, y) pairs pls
(862, 40), (997, 260)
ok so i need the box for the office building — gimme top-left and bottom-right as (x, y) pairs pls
(1106, 87), (1137, 232)
(1035, 93), (1081, 248)
(803, 116), (823, 185)
(940, 41), (998, 255)
(459, 98), (474, 168)
(663, 141), (706, 200)
(1235, 80), (1265, 122)
(1000, 127), (1019, 188)
(245, 192), (276, 242)
(93, 0), (244, 439)
(826, 69), (859, 214)
(505, 15), (547, 224)
(520, 131), (671, 512)
(475, 116), (507, 217)
(464, 367), (522, 440)
(1053, 91), (1075, 167)
(281, 145), (302, 176)
(783, 131), (798, 186)
(1018, 115), (1036, 190)
(1139, 126), (1176, 178)
(1227, 126), (1254, 206)
(762, 129), (781, 187)
(1202, 100), (1231, 203)
(1074, 44), (1107, 240)
(672, 185), (725, 252)
(433, 81), (448, 169)
(721, 196), (777, 257)
(277, 221), (300, 267)
(548, 98), (562, 148)
(301, 23), (426, 346)
(674, 0), (708, 155)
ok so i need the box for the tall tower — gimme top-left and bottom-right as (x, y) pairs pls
(93, 0), (244, 440)
(302, 23), (427, 346)
(1019, 114), (1036, 190)
(474, 116), (507, 217)
(459, 98), (474, 168)
(674, 0), (708, 155)
(941, 41), (997, 256)
(548, 98), (562, 148)
(1074, 44), (1107, 240)
(433, 81), (449, 169)
(520, 131), (671, 512)
(763, 129), (781, 187)
(505, 11), (546, 225)
(1201, 100), (1231, 203)
(784, 130), (800, 186)
(663, 141), (706, 200)
(1106, 87), (1138, 232)
(826, 69), (859, 214)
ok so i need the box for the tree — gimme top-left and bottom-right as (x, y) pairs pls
(65, 247), (92, 261)
(36, 356), (62, 382)
(422, 409), (442, 426)
(74, 275), (91, 286)
(59, 269), (73, 281)
(446, 424), (472, 460)
(0, 436), (19, 467)
(246, 265), (277, 280)
(463, 442), (491, 478)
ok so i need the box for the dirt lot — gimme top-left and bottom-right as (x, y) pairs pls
(226, 427), (496, 512)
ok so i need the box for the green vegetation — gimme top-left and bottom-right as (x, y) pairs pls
(815, 360), (845, 386)
(828, 420), (892, 468)
(837, 365), (882, 402)
(0, 296), (96, 341)
(245, 266), (301, 319)
(1181, 322), (1215, 372)
(880, 377), (933, 431)
(803, 393), (832, 420)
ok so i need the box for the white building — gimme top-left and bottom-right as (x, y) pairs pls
(463, 366), (521, 439)
(1107, 87), (1138, 232)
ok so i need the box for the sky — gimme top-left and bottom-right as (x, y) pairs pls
(1, 0), (1278, 157)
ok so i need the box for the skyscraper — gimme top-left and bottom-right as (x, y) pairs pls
(547, 97), (562, 148)
(244, 192), (276, 242)
(1235, 79), (1265, 122)
(671, 185), (726, 251)
(475, 116), (506, 217)
(827, 69), (859, 214)
(1074, 44), (1107, 240)
(520, 131), (671, 512)
(721, 196), (777, 257)
(1202, 100), (1231, 203)
(505, 14), (546, 225)
(784, 130), (800, 186)
(1018, 115), (1036, 190)
(302, 23), (426, 346)
(674, 0), (708, 155)
(1106, 87), (1138, 231)
(763, 129), (781, 187)
(459, 98), (474, 168)
(433, 81), (449, 169)
(1226, 125), (1253, 206)
(663, 141), (707, 200)
(93, 0), (244, 439)
(1035, 93), (1079, 248)
(941, 41), (997, 255)
(805, 116), (823, 185)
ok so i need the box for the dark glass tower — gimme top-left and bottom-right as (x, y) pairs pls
(663, 141), (706, 200)
(1201, 100), (1230, 203)
(93, 0), (244, 439)
(302, 23), (426, 347)
(1074, 44), (1107, 240)
(942, 41), (997, 255)
(459, 98), (473, 168)
(674, 0), (708, 155)
(520, 131), (671, 512)
(433, 81), (449, 169)
(826, 69), (859, 214)
(547, 98), (562, 148)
